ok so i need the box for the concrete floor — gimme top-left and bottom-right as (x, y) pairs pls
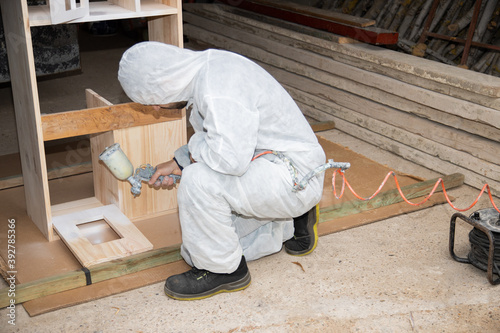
(1, 30), (499, 333)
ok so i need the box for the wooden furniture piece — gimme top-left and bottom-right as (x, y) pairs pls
(0, 1), (185, 262)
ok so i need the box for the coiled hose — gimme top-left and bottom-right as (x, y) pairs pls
(468, 227), (500, 275)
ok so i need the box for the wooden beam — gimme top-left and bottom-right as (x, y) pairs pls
(319, 173), (465, 222)
(218, 0), (398, 45)
(242, 0), (376, 28)
(0, 0), (53, 240)
(41, 103), (184, 141)
(0, 246), (182, 308)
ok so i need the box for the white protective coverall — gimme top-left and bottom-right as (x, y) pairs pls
(118, 42), (325, 274)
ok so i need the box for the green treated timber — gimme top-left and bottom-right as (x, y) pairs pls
(319, 173), (465, 222)
(0, 245), (182, 308)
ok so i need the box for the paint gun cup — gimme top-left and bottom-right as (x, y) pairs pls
(99, 143), (142, 196)
(99, 143), (134, 180)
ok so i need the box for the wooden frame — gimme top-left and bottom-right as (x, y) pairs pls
(0, 0), (184, 244)
(52, 204), (153, 267)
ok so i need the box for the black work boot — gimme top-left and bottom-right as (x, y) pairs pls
(284, 204), (319, 256)
(164, 256), (251, 300)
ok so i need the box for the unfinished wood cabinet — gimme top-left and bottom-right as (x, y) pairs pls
(0, 0), (185, 252)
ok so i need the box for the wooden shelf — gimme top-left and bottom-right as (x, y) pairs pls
(1, 0), (184, 243)
(29, 0), (177, 27)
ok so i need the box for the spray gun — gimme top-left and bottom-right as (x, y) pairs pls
(99, 143), (181, 197)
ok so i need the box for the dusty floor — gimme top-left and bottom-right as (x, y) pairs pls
(0, 29), (499, 333)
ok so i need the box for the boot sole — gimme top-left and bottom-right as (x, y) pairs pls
(285, 204), (319, 256)
(164, 271), (251, 301)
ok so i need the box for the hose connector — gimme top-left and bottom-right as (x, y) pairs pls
(293, 159), (350, 192)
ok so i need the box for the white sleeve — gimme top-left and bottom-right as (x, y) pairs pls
(188, 96), (259, 176)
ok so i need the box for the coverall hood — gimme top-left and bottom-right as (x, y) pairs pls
(118, 41), (204, 105)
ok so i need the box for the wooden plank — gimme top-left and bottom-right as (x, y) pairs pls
(0, 161), (92, 191)
(0, 255), (10, 283)
(85, 88), (113, 108)
(183, 6), (500, 134)
(41, 102), (184, 141)
(239, 0), (376, 27)
(0, 245), (182, 308)
(328, 44), (500, 111)
(0, 0), (53, 240)
(182, 23), (500, 165)
(319, 173), (465, 222)
(52, 205), (153, 266)
(217, 0), (398, 45)
(343, 44), (500, 99)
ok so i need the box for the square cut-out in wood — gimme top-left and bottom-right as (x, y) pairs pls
(53, 204), (153, 267)
(77, 218), (122, 245)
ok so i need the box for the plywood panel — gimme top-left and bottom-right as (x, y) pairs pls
(52, 204), (153, 266)
(114, 119), (186, 219)
(87, 90), (119, 207)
